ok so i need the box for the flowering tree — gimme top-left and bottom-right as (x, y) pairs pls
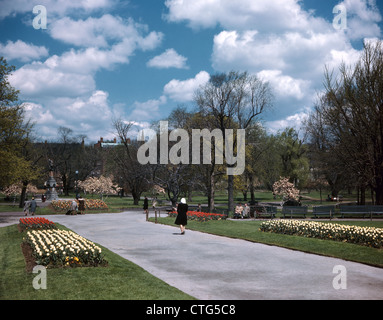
(3, 183), (38, 197)
(3, 183), (39, 204)
(272, 177), (300, 201)
(78, 175), (120, 200)
(153, 185), (165, 195)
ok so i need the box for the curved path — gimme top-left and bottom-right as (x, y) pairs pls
(4, 211), (383, 299)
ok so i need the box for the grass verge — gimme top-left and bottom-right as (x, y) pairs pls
(0, 223), (195, 300)
(152, 217), (383, 268)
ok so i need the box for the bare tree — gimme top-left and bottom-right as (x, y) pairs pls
(194, 71), (273, 213)
(306, 40), (383, 204)
(110, 119), (151, 205)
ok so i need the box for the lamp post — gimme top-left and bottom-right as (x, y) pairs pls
(75, 170), (79, 199)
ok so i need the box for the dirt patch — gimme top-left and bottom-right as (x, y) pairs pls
(21, 242), (36, 273)
(20, 241), (108, 272)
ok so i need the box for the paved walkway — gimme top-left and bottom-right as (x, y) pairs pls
(2, 211), (383, 299)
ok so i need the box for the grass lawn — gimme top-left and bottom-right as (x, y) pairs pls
(0, 189), (361, 215)
(152, 217), (383, 268)
(0, 223), (194, 300)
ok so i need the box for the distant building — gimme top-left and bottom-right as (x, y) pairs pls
(94, 137), (122, 148)
(93, 137), (124, 176)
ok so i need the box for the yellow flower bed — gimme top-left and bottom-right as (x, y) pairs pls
(24, 229), (107, 267)
(51, 199), (108, 211)
(260, 219), (383, 248)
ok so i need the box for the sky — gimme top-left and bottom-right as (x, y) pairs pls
(0, 0), (382, 143)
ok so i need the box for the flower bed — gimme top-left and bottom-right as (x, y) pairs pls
(51, 199), (108, 211)
(169, 210), (226, 222)
(24, 229), (107, 267)
(260, 219), (383, 248)
(19, 217), (57, 231)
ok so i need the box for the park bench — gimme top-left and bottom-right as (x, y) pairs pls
(369, 205), (383, 220)
(312, 205), (336, 219)
(254, 205), (277, 219)
(339, 205), (383, 220)
(282, 206), (308, 218)
(339, 205), (370, 218)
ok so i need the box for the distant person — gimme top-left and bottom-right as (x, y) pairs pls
(143, 196), (149, 215)
(78, 197), (85, 214)
(234, 204), (241, 218)
(234, 203), (243, 219)
(23, 199), (30, 216)
(29, 197), (37, 216)
(152, 197), (157, 209)
(71, 200), (78, 215)
(243, 203), (250, 218)
(175, 198), (188, 235)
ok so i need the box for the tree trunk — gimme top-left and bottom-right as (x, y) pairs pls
(19, 181), (28, 208)
(374, 180), (383, 205)
(62, 175), (69, 196)
(187, 187), (192, 203)
(209, 174), (215, 212)
(168, 189), (178, 207)
(132, 193), (140, 205)
(228, 174), (234, 214)
(371, 188), (374, 205)
(249, 175), (255, 203)
(360, 185), (366, 205)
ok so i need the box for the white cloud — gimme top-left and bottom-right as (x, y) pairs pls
(147, 48), (188, 69)
(212, 30), (285, 71)
(50, 16), (110, 48)
(46, 16), (163, 75)
(21, 91), (115, 141)
(49, 14), (163, 50)
(265, 110), (310, 135)
(212, 29), (355, 77)
(257, 70), (310, 100)
(9, 61), (96, 98)
(9, 14), (163, 99)
(163, 71), (210, 102)
(164, 0), (324, 32)
(0, 40), (49, 62)
(4, 9), (164, 142)
(211, 28), (363, 119)
(129, 95), (167, 121)
(342, 0), (382, 40)
(22, 102), (54, 125)
(64, 90), (111, 121)
(125, 71), (211, 125)
(0, 0), (115, 20)
(165, 0), (380, 131)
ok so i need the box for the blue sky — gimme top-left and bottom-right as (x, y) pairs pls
(0, 0), (382, 142)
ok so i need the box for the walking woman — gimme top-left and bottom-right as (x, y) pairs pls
(143, 196), (149, 215)
(175, 198), (188, 235)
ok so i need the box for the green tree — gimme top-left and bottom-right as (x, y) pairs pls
(0, 57), (38, 189)
(277, 128), (309, 189)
